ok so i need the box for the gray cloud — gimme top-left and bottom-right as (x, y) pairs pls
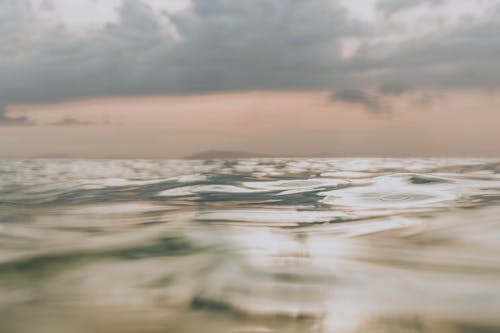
(49, 118), (96, 126)
(0, 0), (367, 122)
(38, 0), (54, 11)
(349, 9), (500, 94)
(166, 0), (366, 92)
(331, 88), (385, 113)
(0, 0), (499, 122)
(0, 105), (32, 126)
(376, 0), (447, 16)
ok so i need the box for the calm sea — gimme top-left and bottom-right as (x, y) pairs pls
(1, 158), (500, 332)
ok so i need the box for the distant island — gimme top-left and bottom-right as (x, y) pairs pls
(183, 150), (382, 159)
(33, 153), (73, 159)
(182, 151), (367, 159)
(184, 150), (275, 159)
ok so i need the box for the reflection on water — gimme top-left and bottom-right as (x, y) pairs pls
(1, 158), (500, 332)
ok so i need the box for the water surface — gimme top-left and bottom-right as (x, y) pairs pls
(1, 158), (500, 332)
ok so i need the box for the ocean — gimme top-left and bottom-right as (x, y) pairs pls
(1, 158), (500, 333)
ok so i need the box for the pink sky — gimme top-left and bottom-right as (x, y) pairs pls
(2, 91), (499, 158)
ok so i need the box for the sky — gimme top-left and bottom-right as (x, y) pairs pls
(1, 0), (499, 158)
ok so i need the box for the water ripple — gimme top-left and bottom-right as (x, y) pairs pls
(1, 158), (500, 333)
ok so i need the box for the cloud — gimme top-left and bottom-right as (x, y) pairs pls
(0, 105), (32, 126)
(331, 88), (385, 113)
(376, 0), (447, 16)
(38, 0), (55, 11)
(349, 8), (500, 94)
(0, 0), (368, 109)
(49, 118), (96, 126)
(105, 0), (165, 44)
(0, 0), (499, 118)
(166, 0), (366, 92)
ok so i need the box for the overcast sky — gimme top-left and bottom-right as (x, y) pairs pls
(1, 0), (499, 158)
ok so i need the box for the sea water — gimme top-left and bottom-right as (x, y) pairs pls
(1, 158), (500, 332)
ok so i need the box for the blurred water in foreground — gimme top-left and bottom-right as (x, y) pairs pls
(1, 158), (500, 333)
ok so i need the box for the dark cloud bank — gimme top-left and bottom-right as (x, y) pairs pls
(1, 0), (499, 123)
